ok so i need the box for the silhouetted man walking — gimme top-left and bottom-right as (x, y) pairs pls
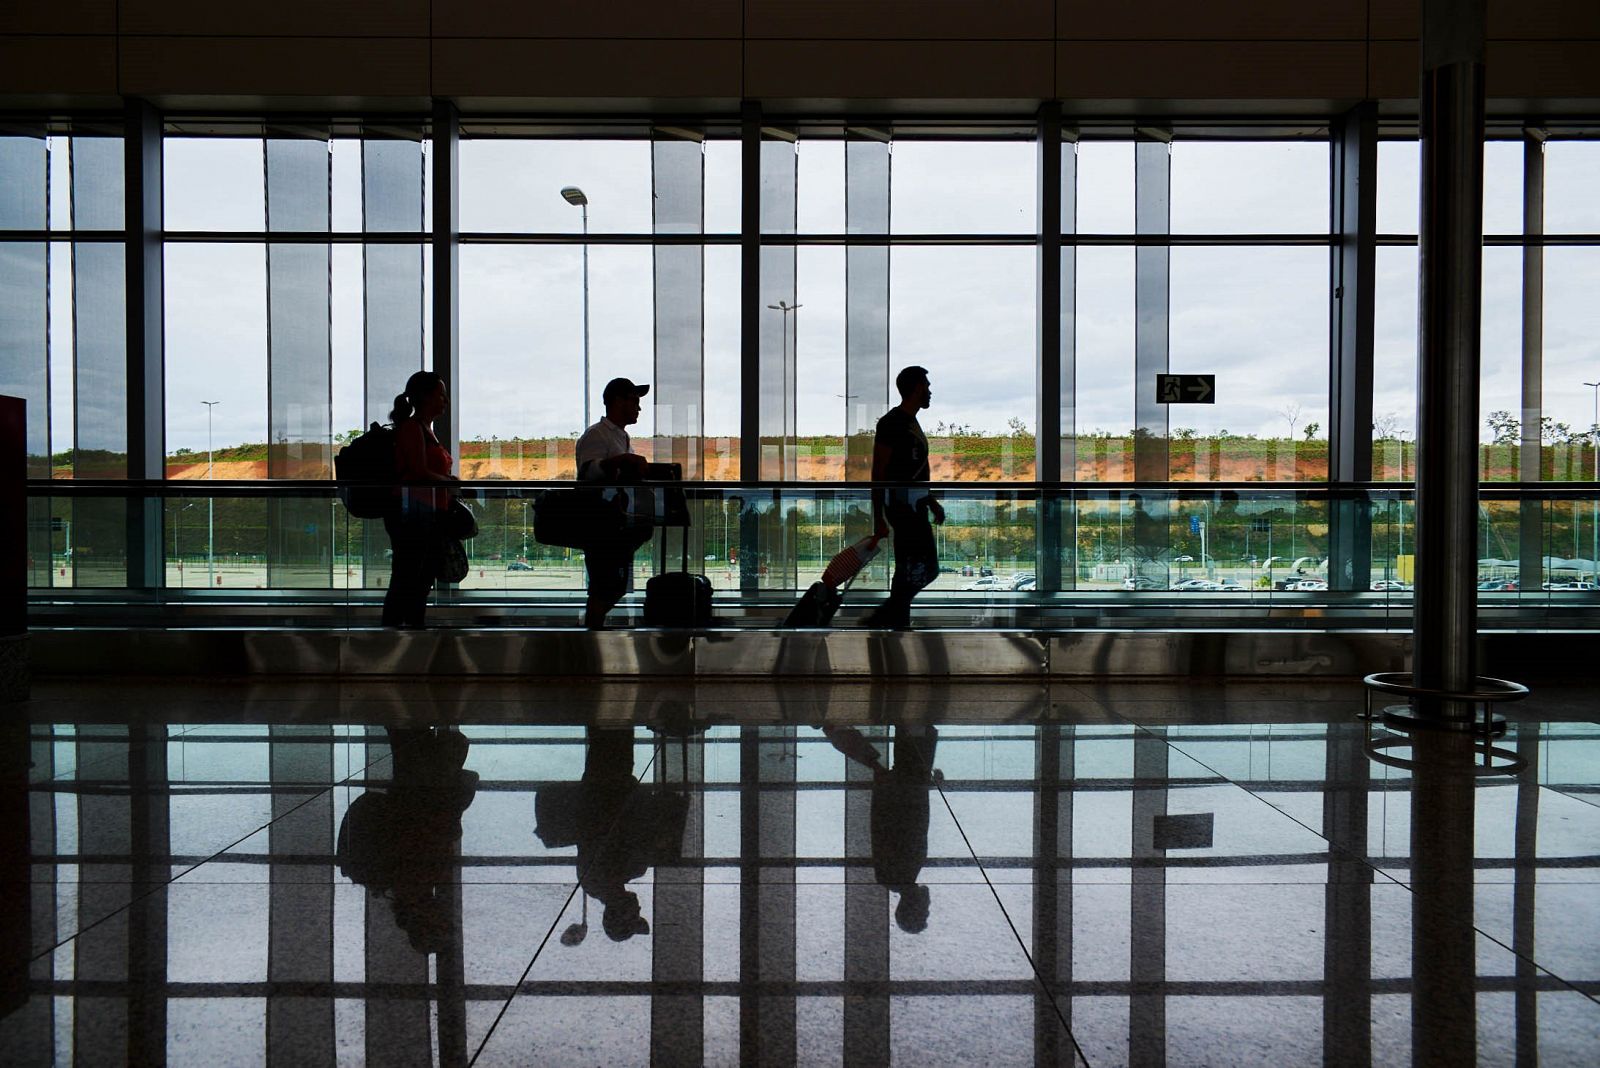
(865, 366), (945, 629)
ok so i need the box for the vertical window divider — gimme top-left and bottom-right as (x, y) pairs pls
(1517, 128), (1547, 594)
(1330, 102), (1377, 592)
(1036, 102), (1066, 593)
(124, 99), (164, 590)
(431, 100), (461, 459)
(739, 101), (762, 595)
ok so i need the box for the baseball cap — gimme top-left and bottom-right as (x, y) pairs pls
(602, 377), (650, 404)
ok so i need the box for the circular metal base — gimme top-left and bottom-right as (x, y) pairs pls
(1363, 735), (1527, 777)
(1379, 704), (1507, 737)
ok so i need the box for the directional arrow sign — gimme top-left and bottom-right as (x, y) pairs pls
(1156, 373), (1215, 404)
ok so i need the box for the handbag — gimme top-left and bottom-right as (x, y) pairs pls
(437, 536), (469, 583)
(447, 498), (478, 540)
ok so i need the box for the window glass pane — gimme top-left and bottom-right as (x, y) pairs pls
(1076, 141), (1133, 233)
(1074, 246), (1136, 481)
(1377, 140), (1418, 234)
(164, 136), (266, 231)
(1482, 140), (1523, 235)
(459, 245), (654, 475)
(1541, 248), (1600, 482)
(890, 246), (1036, 480)
(164, 244), (268, 469)
(890, 140), (1035, 234)
(0, 133), (46, 229)
(1170, 141), (1329, 234)
(796, 245), (846, 479)
(1479, 246), (1522, 481)
(68, 136), (124, 231)
(1168, 247), (1329, 481)
(459, 139), (652, 233)
(1372, 246), (1418, 479)
(1545, 141), (1600, 234)
(1378, 140), (1524, 235)
(704, 136), (741, 234)
(797, 138), (844, 233)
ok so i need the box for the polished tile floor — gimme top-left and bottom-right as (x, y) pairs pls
(1, 680), (1597, 1066)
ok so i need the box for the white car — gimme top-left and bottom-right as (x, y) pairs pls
(1171, 578), (1219, 591)
(1371, 580), (1413, 592)
(1287, 579), (1328, 591)
(961, 576), (1008, 592)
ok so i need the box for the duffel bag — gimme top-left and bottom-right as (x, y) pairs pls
(533, 489), (624, 549)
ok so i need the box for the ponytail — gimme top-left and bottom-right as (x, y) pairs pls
(389, 392), (414, 424)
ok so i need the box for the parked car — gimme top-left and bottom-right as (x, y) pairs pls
(961, 576), (1008, 592)
(1213, 582), (1247, 592)
(1371, 580), (1413, 592)
(1122, 576), (1166, 591)
(1286, 579), (1328, 591)
(1544, 581), (1598, 591)
(1171, 578), (1219, 591)
(1014, 578), (1037, 591)
(507, 560), (533, 572)
(1009, 571), (1037, 591)
(1478, 579), (1518, 591)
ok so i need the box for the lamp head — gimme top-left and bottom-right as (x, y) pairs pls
(560, 186), (588, 206)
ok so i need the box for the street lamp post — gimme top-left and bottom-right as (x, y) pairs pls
(561, 187), (591, 427)
(1585, 380), (1599, 581)
(202, 400), (219, 587)
(768, 301), (802, 476)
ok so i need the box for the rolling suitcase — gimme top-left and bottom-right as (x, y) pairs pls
(643, 490), (712, 627)
(782, 536), (881, 628)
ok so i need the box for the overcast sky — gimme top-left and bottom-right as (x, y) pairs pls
(26, 135), (1600, 457)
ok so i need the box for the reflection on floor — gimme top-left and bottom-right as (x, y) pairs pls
(1, 681), (1597, 1066)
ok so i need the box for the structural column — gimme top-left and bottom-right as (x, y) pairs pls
(1329, 103), (1377, 592)
(739, 103), (762, 595)
(1517, 132), (1546, 594)
(1413, 0), (1488, 719)
(1036, 103), (1068, 593)
(122, 103), (162, 590)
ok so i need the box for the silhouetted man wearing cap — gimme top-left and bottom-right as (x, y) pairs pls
(575, 377), (652, 628)
(865, 366), (945, 629)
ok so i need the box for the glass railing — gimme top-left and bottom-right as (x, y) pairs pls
(21, 479), (1600, 627)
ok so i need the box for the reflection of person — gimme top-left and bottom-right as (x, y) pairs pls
(383, 371), (455, 628)
(336, 727), (478, 953)
(824, 724), (939, 932)
(567, 728), (690, 942)
(865, 367), (945, 629)
(574, 377), (655, 629)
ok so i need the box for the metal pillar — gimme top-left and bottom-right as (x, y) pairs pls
(1412, 0), (1487, 721)
(124, 100), (164, 590)
(431, 101), (461, 458)
(1036, 103), (1067, 594)
(1517, 132), (1546, 595)
(1329, 103), (1377, 593)
(739, 102), (762, 595)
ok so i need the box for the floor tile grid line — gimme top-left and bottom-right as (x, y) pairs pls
(1111, 714), (1600, 1010)
(467, 733), (664, 1067)
(29, 721), (209, 786)
(932, 780), (1093, 1068)
(16, 742), (396, 973)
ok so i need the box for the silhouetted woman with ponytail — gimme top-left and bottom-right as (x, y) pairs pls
(383, 371), (454, 627)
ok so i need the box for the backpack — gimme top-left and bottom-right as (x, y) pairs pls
(335, 422), (396, 518)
